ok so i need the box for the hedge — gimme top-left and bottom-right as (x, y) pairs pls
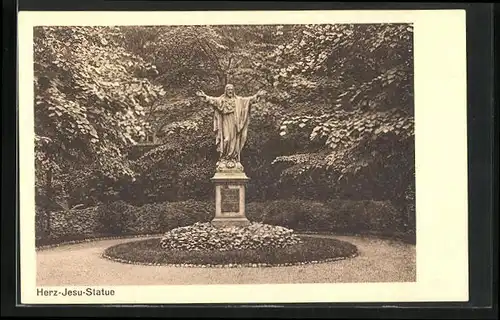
(246, 199), (413, 240)
(36, 199), (414, 247)
(35, 200), (215, 246)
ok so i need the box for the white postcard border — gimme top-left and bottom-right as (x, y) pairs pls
(18, 9), (468, 304)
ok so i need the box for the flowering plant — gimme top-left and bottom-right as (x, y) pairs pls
(160, 222), (302, 251)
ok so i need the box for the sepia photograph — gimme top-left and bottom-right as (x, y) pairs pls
(33, 22), (416, 286)
(19, 10), (468, 304)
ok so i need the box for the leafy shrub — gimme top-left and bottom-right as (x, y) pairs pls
(36, 198), (411, 247)
(403, 182), (416, 234)
(365, 200), (405, 233)
(248, 200), (331, 230)
(161, 200), (214, 231)
(36, 200), (216, 246)
(246, 199), (406, 235)
(326, 199), (405, 233)
(96, 200), (133, 235)
(160, 222), (301, 251)
(49, 206), (101, 238)
(36, 206), (102, 246)
(35, 207), (48, 240)
(123, 202), (165, 235)
(245, 202), (267, 222)
(122, 200), (215, 234)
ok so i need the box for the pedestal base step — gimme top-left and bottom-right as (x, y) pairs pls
(211, 218), (251, 228)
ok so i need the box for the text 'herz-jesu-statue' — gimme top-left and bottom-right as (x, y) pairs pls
(196, 84), (265, 171)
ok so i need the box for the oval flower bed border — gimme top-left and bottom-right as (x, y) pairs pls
(100, 234), (359, 268)
(101, 250), (359, 268)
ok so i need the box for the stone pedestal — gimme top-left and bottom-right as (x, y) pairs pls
(210, 161), (250, 228)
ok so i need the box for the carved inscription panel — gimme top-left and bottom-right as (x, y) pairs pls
(221, 186), (240, 213)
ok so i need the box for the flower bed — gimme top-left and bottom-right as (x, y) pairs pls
(160, 222), (302, 251)
(103, 235), (358, 267)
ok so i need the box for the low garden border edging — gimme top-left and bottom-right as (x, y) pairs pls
(101, 251), (359, 268)
(36, 233), (164, 251)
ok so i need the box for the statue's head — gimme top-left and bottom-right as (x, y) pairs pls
(224, 84), (235, 98)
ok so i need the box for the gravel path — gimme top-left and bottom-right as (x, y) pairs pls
(37, 234), (416, 286)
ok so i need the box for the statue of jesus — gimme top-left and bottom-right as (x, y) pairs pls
(196, 84), (265, 167)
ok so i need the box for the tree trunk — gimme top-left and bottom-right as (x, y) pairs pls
(217, 71), (228, 88)
(46, 169), (53, 236)
(223, 73), (228, 87)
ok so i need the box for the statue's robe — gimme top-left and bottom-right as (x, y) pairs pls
(205, 95), (253, 161)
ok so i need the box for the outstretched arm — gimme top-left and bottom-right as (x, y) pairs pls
(196, 90), (219, 106)
(247, 89), (266, 103)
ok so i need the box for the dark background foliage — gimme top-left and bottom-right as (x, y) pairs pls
(34, 24), (415, 242)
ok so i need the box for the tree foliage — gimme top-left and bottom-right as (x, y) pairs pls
(35, 24), (415, 215)
(268, 24), (414, 204)
(34, 26), (165, 206)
